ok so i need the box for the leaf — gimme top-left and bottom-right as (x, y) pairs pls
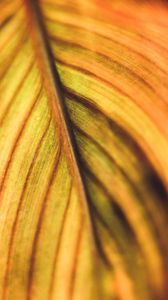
(1, 0), (168, 299)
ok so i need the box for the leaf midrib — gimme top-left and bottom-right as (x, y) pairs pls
(23, 0), (97, 253)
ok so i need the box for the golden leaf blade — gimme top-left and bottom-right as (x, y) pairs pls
(1, 0), (168, 300)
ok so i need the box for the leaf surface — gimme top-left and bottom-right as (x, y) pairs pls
(1, 1), (168, 299)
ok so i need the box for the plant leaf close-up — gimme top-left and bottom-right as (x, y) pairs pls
(1, 0), (168, 299)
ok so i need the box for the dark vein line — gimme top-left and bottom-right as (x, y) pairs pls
(0, 14), (13, 30)
(86, 208), (112, 269)
(82, 164), (137, 241)
(89, 198), (125, 253)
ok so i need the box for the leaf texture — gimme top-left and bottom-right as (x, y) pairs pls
(1, 0), (168, 299)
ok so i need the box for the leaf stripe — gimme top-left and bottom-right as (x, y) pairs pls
(0, 14), (14, 30)
(0, 35), (27, 79)
(67, 220), (84, 300)
(27, 143), (61, 300)
(82, 163), (168, 282)
(48, 178), (73, 299)
(64, 89), (167, 193)
(2, 118), (52, 300)
(0, 14), (24, 52)
(51, 38), (167, 104)
(43, 1), (168, 29)
(55, 59), (168, 141)
(47, 19), (168, 78)
(73, 121), (168, 244)
(0, 84), (43, 195)
(86, 165), (168, 269)
(0, 61), (34, 127)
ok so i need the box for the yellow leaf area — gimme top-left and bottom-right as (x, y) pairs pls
(1, 0), (168, 299)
